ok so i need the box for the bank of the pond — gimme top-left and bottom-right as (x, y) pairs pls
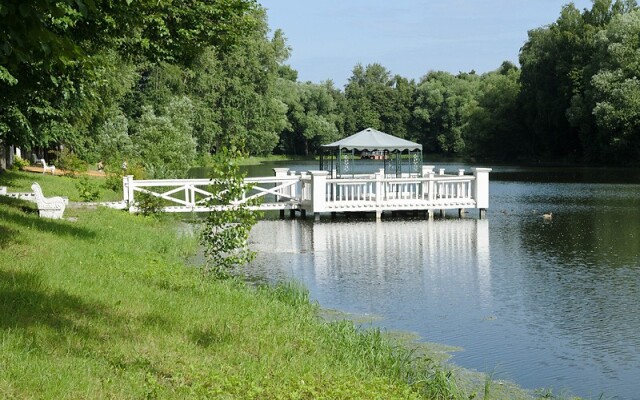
(0, 170), (572, 399)
(0, 187), (460, 399)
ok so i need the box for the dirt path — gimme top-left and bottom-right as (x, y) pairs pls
(22, 166), (107, 177)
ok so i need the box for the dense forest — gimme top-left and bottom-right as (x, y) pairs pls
(1, 0), (640, 177)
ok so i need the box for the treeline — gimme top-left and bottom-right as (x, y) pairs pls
(2, 0), (640, 178)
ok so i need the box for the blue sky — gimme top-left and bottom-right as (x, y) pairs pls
(259, 0), (595, 87)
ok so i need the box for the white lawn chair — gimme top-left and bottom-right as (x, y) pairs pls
(41, 159), (55, 174)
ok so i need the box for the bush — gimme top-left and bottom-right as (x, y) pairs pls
(104, 161), (146, 192)
(135, 191), (164, 216)
(11, 156), (29, 170)
(75, 177), (101, 202)
(55, 148), (87, 176)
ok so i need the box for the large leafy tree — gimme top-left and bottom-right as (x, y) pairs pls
(132, 97), (197, 178)
(277, 81), (340, 155)
(187, 20), (289, 156)
(519, 0), (638, 162)
(589, 9), (640, 160)
(412, 71), (479, 154)
(1, 0), (259, 162)
(343, 63), (413, 138)
(466, 62), (525, 161)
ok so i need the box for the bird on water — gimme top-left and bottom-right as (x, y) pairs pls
(542, 212), (553, 220)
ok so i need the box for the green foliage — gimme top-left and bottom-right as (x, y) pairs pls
(92, 108), (135, 165)
(55, 148), (87, 176)
(103, 160), (146, 193)
(519, 0), (640, 163)
(344, 63), (416, 138)
(11, 156), (29, 171)
(75, 176), (101, 202)
(277, 80), (340, 155)
(466, 62), (525, 161)
(132, 98), (197, 178)
(135, 191), (164, 216)
(200, 147), (261, 277)
(413, 71), (479, 154)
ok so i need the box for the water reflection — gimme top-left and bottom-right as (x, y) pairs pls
(249, 219), (491, 304)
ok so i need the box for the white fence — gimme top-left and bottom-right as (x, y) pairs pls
(122, 165), (492, 219)
(122, 176), (300, 213)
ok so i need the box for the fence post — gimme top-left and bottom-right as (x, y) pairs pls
(310, 170), (329, 221)
(273, 168), (289, 177)
(272, 168), (289, 202)
(123, 175), (135, 212)
(288, 170), (297, 199)
(422, 166), (434, 199)
(473, 168), (492, 217)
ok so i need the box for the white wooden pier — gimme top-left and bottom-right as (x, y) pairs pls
(121, 165), (492, 220)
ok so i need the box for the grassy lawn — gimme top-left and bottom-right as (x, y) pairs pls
(0, 170), (122, 203)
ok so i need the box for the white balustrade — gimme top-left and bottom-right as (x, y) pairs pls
(120, 166), (492, 217)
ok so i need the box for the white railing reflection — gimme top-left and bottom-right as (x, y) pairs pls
(249, 218), (492, 306)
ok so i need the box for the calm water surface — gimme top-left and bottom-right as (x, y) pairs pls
(227, 161), (640, 399)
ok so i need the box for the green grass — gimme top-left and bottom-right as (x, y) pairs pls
(0, 170), (121, 203)
(0, 170), (576, 399)
(0, 184), (462, 399)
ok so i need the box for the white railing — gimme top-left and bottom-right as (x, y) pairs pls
(121, 166), (492, 217)
(305, 166), (492, 218)
(123, 176), (300, 213)
(323, 174), (475, 207)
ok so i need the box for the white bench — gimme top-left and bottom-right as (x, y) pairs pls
(40, 159), (55, 174)
(31, 182), (66, 219)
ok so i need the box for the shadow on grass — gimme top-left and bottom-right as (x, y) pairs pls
(0, 169), (44, 189)
(0, 198), (96, 240)
(0, 269), (113, 335)
(0, 225), (21, 248)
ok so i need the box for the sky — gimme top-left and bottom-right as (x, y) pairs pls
(259, 0), (595, 88)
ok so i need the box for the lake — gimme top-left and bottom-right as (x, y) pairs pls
(200, 160), (640, 399)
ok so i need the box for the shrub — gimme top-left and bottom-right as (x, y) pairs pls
(200, 147), (261, 277)
(55, 148), (87, 176)
(11, 156), (29, 170)
(75, 176), (101, 202)
(135, 191), (164, 216)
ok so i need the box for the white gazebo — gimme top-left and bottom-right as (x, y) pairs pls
(320, 127), (423, 178)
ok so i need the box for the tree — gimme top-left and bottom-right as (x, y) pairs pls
(131, 97), (197, 178)
(589, 10), (640, 161)
(413, 71), (479, 154)
(277, 81), (340, 155)
(1, 0), (259, 164)
(200, 147), (261, 277)
(519, 0), (638, 162)
(466, 62), (525, 161)
(187, 17), (288, 156)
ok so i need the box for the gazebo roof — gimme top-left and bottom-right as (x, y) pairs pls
(321, 127), (422, 152)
